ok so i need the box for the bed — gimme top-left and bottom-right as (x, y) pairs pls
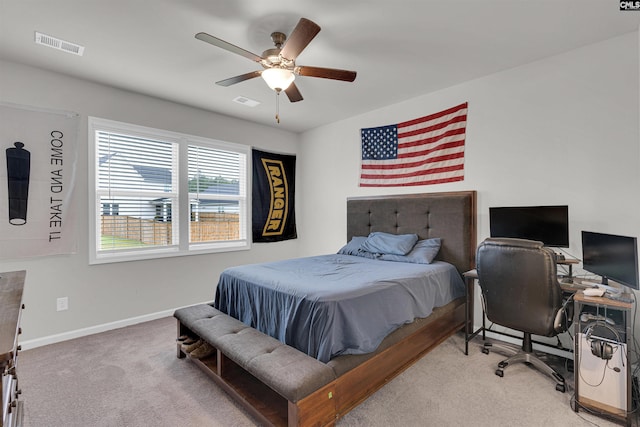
(175, 190), (476, 426)
(215, 254), (466, 363)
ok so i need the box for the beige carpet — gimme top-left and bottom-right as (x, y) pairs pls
(18, 316), (625, 426)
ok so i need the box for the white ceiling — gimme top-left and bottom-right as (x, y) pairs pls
(1, 1), (638, 133)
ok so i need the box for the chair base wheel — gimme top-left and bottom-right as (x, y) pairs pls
(498, 361), (508, 369)
(482, 347), (490, 354)
(555, 383), (566, 393)
(495, 369), (504, 377)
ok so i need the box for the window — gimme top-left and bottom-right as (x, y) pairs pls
(89, 117), (249, 264)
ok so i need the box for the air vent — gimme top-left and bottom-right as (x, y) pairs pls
(35, 32), (85, 56)
(233, 96), (260, 107)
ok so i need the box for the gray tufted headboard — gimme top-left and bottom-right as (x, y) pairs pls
(347, 191), (477, 275)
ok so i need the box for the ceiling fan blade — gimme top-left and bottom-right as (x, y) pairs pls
(295, 66), (357, 82)
(195, 32), (263, 63)
(215, 70), (262, 87)
(285, 83), (303, 102)
(280, 18), (321, 60)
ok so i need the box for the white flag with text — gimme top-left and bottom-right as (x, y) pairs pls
(0, 103), (79, 259)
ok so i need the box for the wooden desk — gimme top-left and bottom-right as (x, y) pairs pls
(557, 258), (579, 267)
(557, 257), (579, 282)
(463, 269), (482, 355)
(0, 271), (26, 427)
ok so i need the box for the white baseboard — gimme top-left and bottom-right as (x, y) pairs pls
(20, 302), (211, 350)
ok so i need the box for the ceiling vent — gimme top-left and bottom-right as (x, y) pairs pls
(233, 96), (260, 107)
(34, 32), (85, 56)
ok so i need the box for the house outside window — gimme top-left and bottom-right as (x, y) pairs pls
(88, 117), (249, 264)
(101, 203), (119, 216)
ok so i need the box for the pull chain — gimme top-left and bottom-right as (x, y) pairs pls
(275, 91), (280, 124)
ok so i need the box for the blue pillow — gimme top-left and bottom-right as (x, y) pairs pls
(360, 232), (419, 256)
(337, 236), (367, 256)
(337, 236), (380, 259)
(355, 249), (381, 259)
(379, 238), (442, 264)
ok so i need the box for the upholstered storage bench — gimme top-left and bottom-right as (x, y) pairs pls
(174, 297), (465, 427)
(174, 304), (338, 426)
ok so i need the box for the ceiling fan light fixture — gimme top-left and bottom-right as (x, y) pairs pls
(261, 68), (295, 91)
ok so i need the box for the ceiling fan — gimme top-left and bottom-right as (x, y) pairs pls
(195, 18), (357, 103)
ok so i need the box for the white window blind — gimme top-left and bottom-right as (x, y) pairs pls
(89, 117), (250, 264)
(97, 131), (178, 252)
(188, 144), (247, 245)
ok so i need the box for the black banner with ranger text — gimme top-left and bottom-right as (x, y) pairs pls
(252, 149), (297, 242)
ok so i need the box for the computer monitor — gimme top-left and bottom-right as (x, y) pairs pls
(489, 205), (569, 247)
(581, 231), (639, 290)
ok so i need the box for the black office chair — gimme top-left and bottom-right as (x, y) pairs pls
(476, 238), (572, 392)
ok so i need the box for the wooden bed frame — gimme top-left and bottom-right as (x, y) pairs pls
(176, 190), (476, 426)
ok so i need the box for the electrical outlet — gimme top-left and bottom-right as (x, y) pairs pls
(56, 297), (68, 311)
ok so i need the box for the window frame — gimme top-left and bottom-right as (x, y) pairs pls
(88, 117), (251, 264)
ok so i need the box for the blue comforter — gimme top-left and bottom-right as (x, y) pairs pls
(214, 254), (465, 362)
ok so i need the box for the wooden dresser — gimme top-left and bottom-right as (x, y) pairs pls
(0, 271), (25, 427)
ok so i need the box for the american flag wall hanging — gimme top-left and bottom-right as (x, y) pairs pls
(359, 102), (467, 187)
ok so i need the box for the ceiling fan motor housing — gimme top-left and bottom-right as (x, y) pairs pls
(261, 48), (284, 67)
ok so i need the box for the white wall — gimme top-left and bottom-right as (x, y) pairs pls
(0, 60), (301, 345)
(1, 31), (638, 347)
(298, 33), (639, 335)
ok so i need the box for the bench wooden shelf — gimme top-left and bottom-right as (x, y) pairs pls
(175, 300), (465, 426)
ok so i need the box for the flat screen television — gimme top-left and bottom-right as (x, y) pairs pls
(489, 205), (569, 247)
(581, 231), (639, 290)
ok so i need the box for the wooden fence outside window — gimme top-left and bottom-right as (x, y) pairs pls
(101, 213), (240, 246)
